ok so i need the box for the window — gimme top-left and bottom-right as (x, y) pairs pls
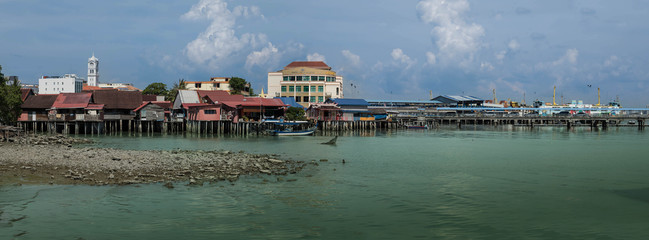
(318, 86), (324, 92)
(304, 76), (310, 81)
(311, 86), (316, 92)
(303, 96), (309, 102)
(318, 76), (325, 81)
(283, 76), (289, 81)
(311, 76), (318, 81)
(310, 96), (316, 102)
(318, 96), (324, 102)
(289, 86), (294, 92)
(281, 86), (287, 92)
(296, 86), (301, 92)
(336, 87), (339, 95)
(296, 76), (302, 81)
(204, 110), (216, 114)
(289, 76), (296, 81)
(295, 96), (301, 102)
(303, 86), (309, 92)
(195, 83), (202, 88)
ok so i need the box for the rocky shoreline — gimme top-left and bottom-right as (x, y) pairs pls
(0, 135), (311, 186)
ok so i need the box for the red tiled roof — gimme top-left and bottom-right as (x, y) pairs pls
(221, 97), (287, 108)
(52, 92), (92, 109)
(82, 84), (108, 91)
(20, 88), (34, 102)
(181, 103), (219, 110)
(21, 94), (58, 109)
(92, 91), (143, 109)
(284, 61), (331, 70)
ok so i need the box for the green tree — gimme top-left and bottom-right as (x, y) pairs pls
(166, 78), (186, 103)
(285, 107), (306, 121)
(229, 77), (248, 95)
(0, 65), (22, 126)
(142, 82), (168, 96)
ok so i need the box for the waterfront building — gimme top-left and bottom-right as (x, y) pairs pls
(18, 94), (58, 122)
(87, 54), (99, 86)
(267, 61), (344, 108)
(38, 74), (84, 94)
(184, 77), (251, 95)
(324, 98), (372, 121)
(431, 95), (484, 107)
(20, 88), (35, 102)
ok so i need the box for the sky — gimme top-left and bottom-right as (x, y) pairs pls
(1, 0), (649, 106)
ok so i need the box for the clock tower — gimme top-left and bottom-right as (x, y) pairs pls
(88, 53), (99, 86)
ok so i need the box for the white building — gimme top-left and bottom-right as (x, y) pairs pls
(87, 54), (99, 86)
(38, 74), (84, 94)
(267, 61), (343, 108)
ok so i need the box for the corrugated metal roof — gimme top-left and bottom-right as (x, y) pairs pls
(197, 90), (243, 103)
(86, 104), (105, 110)
(366, 99), (443, 104)
(274, 97), (304, 109)
(52, 92), (92, 109)
(178, 90), (200, 104)
(442, 95), (483, 101)
(20, 88), (34, 102)
(93, 91), (143, 109)
(329, 98), (369, 106)
(21, 94), (58, 109)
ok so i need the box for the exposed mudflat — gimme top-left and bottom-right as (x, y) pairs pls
(0, 135), (310, 186)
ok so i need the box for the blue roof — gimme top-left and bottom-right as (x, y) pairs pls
(433, 95), (483, 103)
(328, 98), (369, 106)
(274, 97), (304, 109)
(366, 99), (443, 104)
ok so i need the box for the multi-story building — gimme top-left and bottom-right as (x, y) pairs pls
(97, 83), (140, 91)
(38, 74), (84, 94)
(184, 77), (251, 95)
(267, 61), (343, 108)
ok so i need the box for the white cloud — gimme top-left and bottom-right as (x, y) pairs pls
(604, 55), (619, 67)
(391, 48), (416, 68)
(480, 62), (494, 71)
(508, 39), (520, 50)
(307, 53), (326, 62)
(245, 43), (279, 69)
(495, 50), (506, 61)
(342, 50), (361, 66)
(182, 0), (271, 69)
(417, 0), (485, 62)
(552, 48), (579, 66)
(426, 51), (437, 65)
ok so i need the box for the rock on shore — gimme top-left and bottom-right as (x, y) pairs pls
(0, 135), (308, 186)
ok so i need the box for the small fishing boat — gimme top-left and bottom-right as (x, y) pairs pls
(268, 121), (317, 136)
(407, 125), (429, 129)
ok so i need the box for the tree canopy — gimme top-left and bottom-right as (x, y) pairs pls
(285, 107), (306, 121)
(142, 82), (168, 97)
(229, 77), (248, 95)
(0, 65), (22, 126)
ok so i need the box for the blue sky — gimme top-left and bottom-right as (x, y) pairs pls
(2, 0), (649, 106)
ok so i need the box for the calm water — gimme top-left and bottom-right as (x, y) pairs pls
(2, 127), (649, 239)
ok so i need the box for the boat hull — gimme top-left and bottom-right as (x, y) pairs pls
(271, 129), (315, 136)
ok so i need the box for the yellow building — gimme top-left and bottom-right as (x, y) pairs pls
(267, 61), (344, 108)
(185, 77), (251, 95)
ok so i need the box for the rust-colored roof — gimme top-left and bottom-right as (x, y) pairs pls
(196, 90), (244, 103)
(92, 91), (143, 110)
(82, 84), (108, 91)
(284, 61), (331, 70)
(221, 97), (287, 108)
(134, 101), (172, 112)
(142, 94), (158, 101)
(20, 88), (34, 102)
(86, 104), (105, 110)
(21, 94), (58, 109)
(52, 92), (92, 109)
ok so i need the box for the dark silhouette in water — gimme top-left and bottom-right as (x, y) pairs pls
(321, 136), (337, 145)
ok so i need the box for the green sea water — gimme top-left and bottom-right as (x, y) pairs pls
(2, 127), (649, 239)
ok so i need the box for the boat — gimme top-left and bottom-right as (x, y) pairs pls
(268, 121), (317, 136)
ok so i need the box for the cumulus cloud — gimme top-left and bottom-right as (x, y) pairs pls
(245, 43), (279, 69)
(508, 39), (520, 50)
(307, 53), (326, 62)
(417, 0), (485, 62)
(342, 50), (361, 66)
(553, 48), (579, 66)
(426, 51), (437, 65)
(391, 48), (416, 68)
(480, 62), (494, 71)
(604, 55), (619, 67)
(182, 0), (275, 70)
